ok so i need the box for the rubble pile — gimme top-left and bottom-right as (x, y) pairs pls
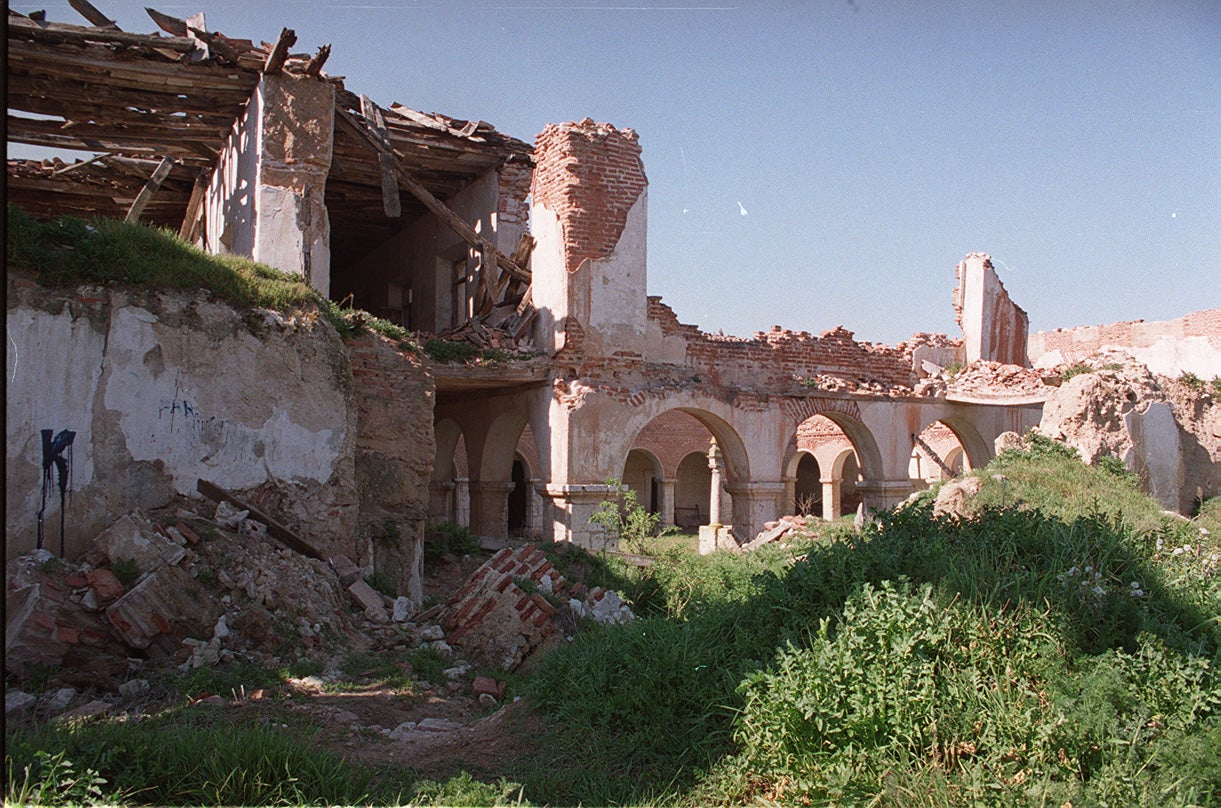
(942, 361), (1050, 399)
(440, 544), (634, 671)
(743, 514), (816, 550)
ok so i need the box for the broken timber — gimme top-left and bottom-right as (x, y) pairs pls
(334, 104), (531, 285)
(912, 432), (956, 478)
(196, 479), (325, 561)
(124, 156), (176, 222)
(360, 94), (402, 218)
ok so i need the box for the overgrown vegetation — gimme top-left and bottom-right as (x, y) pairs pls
(589, 479), (661, 554)
(425, 520), (480, 561)
(521, 449), (1220, 806)
(6, 205), (418, 350)
(421, 338), (537, 365)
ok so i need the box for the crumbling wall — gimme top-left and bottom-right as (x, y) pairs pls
(348, 335), (435, 603)
(953, 252), (1028, 366)
(531, 119), (649, 356)
(6, 280), (434, 574)
(1029, 308), (1221, 378)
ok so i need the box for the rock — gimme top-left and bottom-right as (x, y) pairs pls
(416, 717), (462, 732)
(347, 579), (387, 621)
(86, 568), (125, 602)
(231, 604), (274, 645)
(46, 687), (77, 714)
(328, 555), (362, 588)
(214, 501), (249, 530)
(472, 676), (501, 697)
(105, 564), (219, 653)
(418, 624), (445, 642)
(932, 476), (983, 519)
(478, 693), (499, 708)
(994, 431), (1025, 454)
(428, 640), (453, 656)
(392, 596), (413, 623)
(93, 512), (186, 573)
(118, 678), (150, 698)
(389, 721), (417, 739)
(5, 690), (36, 718)
(58, 699), (111, 723)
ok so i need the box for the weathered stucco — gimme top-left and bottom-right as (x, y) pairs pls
(6, 281), (434, 580)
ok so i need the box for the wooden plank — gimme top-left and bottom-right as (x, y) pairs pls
(360, 94), (402, 218)
(178, 167), (209, 242)
(7, 16), (194, 51)
(263, 27), (296, 74)
(335, 105), (532, 283)
(195, 479), (326, 561)
(305, 43), (331, 76)
(125, 155), (175, 221)
(67, 0), (119, 28)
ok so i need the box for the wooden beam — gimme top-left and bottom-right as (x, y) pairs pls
(263, 27), (296, 74)
(67, 0), (119, 28)
(334, 104), (532, 284)
(196, 479), (325, 561)
(360, 94), (401, 218)
(305, 43), (331, 77)
(146, 7), (189, 36)
(125, 155), (175, 221)
(178, 167), (209, 242)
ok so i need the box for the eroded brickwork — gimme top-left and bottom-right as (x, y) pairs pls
(1029, 308), (1221, 373)
(532, 119), (647, 273)
(496, 160), (533, 233)
(631, 410), (714, 478)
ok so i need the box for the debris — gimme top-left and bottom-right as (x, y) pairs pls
(5, 690), (37, 719)
(347, 579), (389, 622)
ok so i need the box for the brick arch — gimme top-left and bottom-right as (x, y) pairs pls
(915, 414), (992, 471)
(630, 409), (715, 478)
(479, 411), (529, 483)
(622, 404), (750, 483)
(788, 411), (882, 482)
(433, 418), (465, 480)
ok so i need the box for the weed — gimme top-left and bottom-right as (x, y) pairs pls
(943, 360), (963, 377)
(1180, 371), (1204, 391)
(405, 646), (449, 687)
(110, 558), (140, 589)
(426, 521), (480, 561)
(194, 567), (219, 588)
(589, 479), (660, 554)
(1061, 361), (1094, 380)
(364, 571), (396, 598)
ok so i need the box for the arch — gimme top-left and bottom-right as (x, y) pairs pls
(477, 410), (528, 482)
(793, 453), (821, 516)
(507, 454), (530, 535)
(674, 450), (712, 531)
(621, 403), (751, 483)
(807, 412), (883, 482)
(623, 448), (663, 514)
(916, 414), (992, 472)
(432, 418), (462, 481)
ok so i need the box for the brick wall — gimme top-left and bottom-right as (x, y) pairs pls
(497, 159), (533, 233)
(1029, 308), (1221, 366)
(532, 119), (647, 274)
(631, 409), (714, 478)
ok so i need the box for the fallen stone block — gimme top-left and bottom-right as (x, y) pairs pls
(329, 555), (362, 587)
(93, 512), (186, 574)
(86, 569), (125, 603)
(347, 579), (388, 621)
(106, 564), (219, 654)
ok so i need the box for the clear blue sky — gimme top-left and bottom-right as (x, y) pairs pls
(11, 1), (1219, 344)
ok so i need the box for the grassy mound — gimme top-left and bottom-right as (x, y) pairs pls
(524, 449), (1220, 806)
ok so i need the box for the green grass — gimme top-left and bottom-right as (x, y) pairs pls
(6, 204), (418, 348)
(517, 448), (1220, 806)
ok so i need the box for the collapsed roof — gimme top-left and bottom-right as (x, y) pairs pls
(6, 4), (534, 264)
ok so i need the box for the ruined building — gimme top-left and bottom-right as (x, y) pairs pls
(10, 7), (1213, 592)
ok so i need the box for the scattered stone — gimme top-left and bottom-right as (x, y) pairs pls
(416, 717), (462, 732)
(58, 699), (111, 723)
(418, 624), (445, 642)
(93, 512), (186, 572)
(389, 721), (417, 739)
(932, 476), (984, 519)
(118, 678), (150, 698)
(214, 501), (249, 530)
(347, 579), (388, 622)
(46, 687), (77, 714)
(478, 693), (499, 708)
(329, 555), (362, 588)
(86, 568), (125, 603)
(392, 596), (413, 622)
(6, 690), (36, 718)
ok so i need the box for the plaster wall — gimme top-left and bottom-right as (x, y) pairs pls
(1029, 309), (1221, 378)
(205, 85), (259, 260)
(6, 285), (359, 562)
(955, 253), (1028, 366)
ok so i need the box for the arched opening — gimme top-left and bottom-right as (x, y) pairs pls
(790, 413), (875, 520)
(675, 451), (712, 531)
(623, 449), (662, 514)
(507, 455), (529, 535)
(430, 420), (469, 527)
(910, 420), (970, 486)
(794, 453), (822, 515)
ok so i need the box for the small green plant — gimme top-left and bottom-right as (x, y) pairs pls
(589, 479), (660, 554)
(1180, 371), (1204, 391)
(423, 339), (480, 363)
(426, 521), (479, 561)
(1061, 361), (1094, 381)
(942, 359), (963, 377)
(1095, 454), (1137, 485)
(1211, 376), (1221, 397)
(194, 566), (219, 588)
(405, 646), (448, 686)
(111, 557), (140, 588)
(5, 749), (111, 806)
(364, 571), (396, 598)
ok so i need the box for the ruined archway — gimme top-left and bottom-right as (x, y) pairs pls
(788, 412), (879, 520)
(430, 419), (469, 526)
(910, 420), (970, 484)
(623, 448), (663, 514)
(675, 451), (713, 530)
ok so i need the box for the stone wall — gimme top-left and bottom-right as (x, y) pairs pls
(1029, 308), (1221, 378)
(953, 252), (1028, 366)
(5, 280), (435, 580)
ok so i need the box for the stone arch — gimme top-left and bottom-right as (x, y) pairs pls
(916, 414), (992, 473)
(478, 410), (528, 483)
(675, 450), (713, 530)
(430, 419), (469, 526)
(623, 448), (663, 514)
(620, 401), (751, 483)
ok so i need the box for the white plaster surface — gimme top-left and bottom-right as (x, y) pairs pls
(1126, 402), (1185, 510)
(587, 193), (648, 353)
(5, 304), (104, 531)
(101, 305), (345, 495)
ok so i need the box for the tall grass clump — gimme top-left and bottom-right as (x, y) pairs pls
(524, 446), (1220, 806)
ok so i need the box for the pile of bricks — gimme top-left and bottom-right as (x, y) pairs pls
(440, 545), (563, 671)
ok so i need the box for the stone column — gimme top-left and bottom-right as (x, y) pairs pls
(821, 478), (842, 521)
(855, 480), (915, 513)
(725, 481), (786, 543)
(453, 478), (471, 528)
(539, 483), (619, 549)
(429, 481), (456, 523)
(659, 478), (677, 528)
(527, 477), (545, 539)
(707, 442), (724, 526)
(469, 480), (515, 538)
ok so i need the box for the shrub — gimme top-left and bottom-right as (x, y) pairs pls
(589, 479), (660, 554)
(425, 521), (479, 560)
